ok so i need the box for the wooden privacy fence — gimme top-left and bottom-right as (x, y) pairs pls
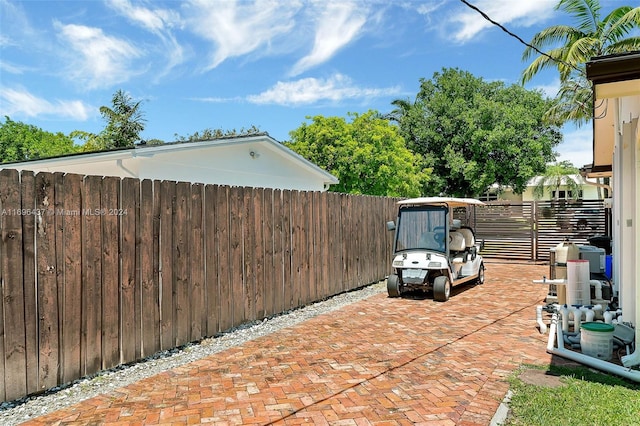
(0, 169), (397, 403)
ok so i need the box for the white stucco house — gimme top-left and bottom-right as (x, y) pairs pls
(0, 133), (339, 192)
(556, 51), (640, 378)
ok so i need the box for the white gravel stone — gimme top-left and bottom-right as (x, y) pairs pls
(0, 281), (386, 426)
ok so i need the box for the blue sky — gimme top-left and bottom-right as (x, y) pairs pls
(0, 0), (622, 168)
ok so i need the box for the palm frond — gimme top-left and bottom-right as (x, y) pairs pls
(566, 36), (602, 62)
(602, 7), (640, 44)
(521, 25), (576, 61)
(606, 36), (640, 55)
(522, 47), (573, 84)
(557, 0), (600, 33)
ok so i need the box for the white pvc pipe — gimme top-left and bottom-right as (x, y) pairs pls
(536, 305), (547, 334)
(560, 305), (570, 333)
(570, 305), (582, 332)
(591, 280), (603, 300)
(582, 306), (595, 322)
(604, 310), (614, 324)
(547, 313), (640, 382)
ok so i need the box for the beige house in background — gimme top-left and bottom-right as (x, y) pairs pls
(0, 134), (339, 192)
(480, 174), (607, 202)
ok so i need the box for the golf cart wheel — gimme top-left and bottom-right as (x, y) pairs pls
(476, 263), (485, 285)
(433, 275), (451, 302)
(387, 274), (401, 297)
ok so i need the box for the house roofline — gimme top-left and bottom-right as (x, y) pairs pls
(1, 133), (339, 186)
(586, 51), (640, 85)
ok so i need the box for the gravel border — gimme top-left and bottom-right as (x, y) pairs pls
(0, 281), (386, 425)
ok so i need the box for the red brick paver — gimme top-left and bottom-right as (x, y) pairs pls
(22, 262), (552, 425)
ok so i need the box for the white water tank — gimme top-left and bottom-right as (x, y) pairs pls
(566, 260), (591, 306)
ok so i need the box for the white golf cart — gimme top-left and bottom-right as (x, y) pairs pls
(386, 197), (485, 301)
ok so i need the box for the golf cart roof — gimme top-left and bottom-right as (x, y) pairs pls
(397, 197), (485, 208)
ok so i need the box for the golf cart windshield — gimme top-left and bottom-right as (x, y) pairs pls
(394, 206), (448, 253)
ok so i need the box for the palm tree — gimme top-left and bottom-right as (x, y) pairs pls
(100, 90), (146, 148)
(385, 98), (414, 124)
(542, 73), (593, 127)
(532, 161), (584, 200)
(522, 0), (640, 124)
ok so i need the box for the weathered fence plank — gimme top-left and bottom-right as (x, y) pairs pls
(204, 184), (219, 335)
(262, 189), (276, 317)
(53, 174), (64, 381)
(215, 186), (231, 332)
(0, 169), (26, 401)
(253, 188), (265, 320)
(190, 183), (205, 341)
(291, 192), (302, 307)
(102, 176), (120, 370)
(139, 179), (160, 356)
(159, 180), (175, 349)
(20, 172), (38, 396)
(312, 191), (323, 300)
(121, 178), (139, 361)
(174, 181), (190, 347)
(272, 189), (285, 315)
(60, 173), (83, 384)
(243, 188), (256, 322)
(35, 172), (60, 389)
(230, 186), (244, 326)
(282, 190), (293, 311)
(82, 175), (102, 377)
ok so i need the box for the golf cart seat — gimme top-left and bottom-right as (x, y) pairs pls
(457, 227), (475, 248)
(449, 231), (466, 252)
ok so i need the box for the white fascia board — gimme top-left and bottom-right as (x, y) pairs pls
(139, 135), (339, 185)
(0, 149), (135, 169)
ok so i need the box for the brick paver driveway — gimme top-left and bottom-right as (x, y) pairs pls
(23, 262), (552, 425)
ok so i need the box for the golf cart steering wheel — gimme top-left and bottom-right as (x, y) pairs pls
(433, 226), (445, 244)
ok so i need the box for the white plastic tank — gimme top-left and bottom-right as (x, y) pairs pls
(581, 322), (614, 361)
(566, 259), (590, 306)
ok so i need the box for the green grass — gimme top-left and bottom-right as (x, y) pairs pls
(504, 364), (640, 425)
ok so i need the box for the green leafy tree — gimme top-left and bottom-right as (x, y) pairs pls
(393, 68), (562, 197)
(286, 111), (431, 197)
(522, 0), (640, 125)
(0, 116), (79, 162)
(70, 129), (108, 152)
(175, 125), (262, 142)
(533, 160), (584, 200)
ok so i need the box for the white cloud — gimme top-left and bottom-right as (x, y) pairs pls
(0, 61), (27, 75)
(416, 0), (448, 17)
(246, 74), (401, 106)
(0, 34), (13, 47)
(185, 0), (301, 71)
(0, 0), (35, 44)
(55, 22), (142, 89)
(290, 2), (368, 76)
(557, 125), (593, 168)
(106, 0), (182, 33)
(531, 77), (560, 98)
(449, 0), (555, 43)
(105, 0), (185, 77)
(0, 88), (92, 120)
